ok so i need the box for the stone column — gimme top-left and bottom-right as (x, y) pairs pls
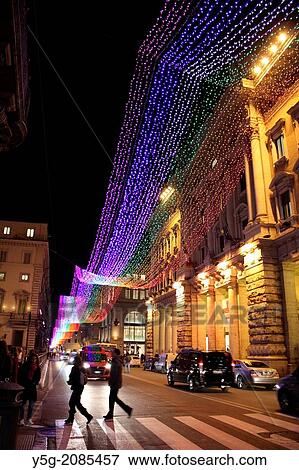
(228, 267), (240, 359)
(248, 103), (275, 223)
(146, 302), (153, 357)
(238, 278), (250, 359)
(191, 290), (199, 349)
(159, 307), (166, 353)
(244, 155), (254, 223)
(215, 286), (227, 351)
(172, 305), (178, 353)
(245, 244), (287, 375)
(175, 281), (192, 350)
(153, 308), (160, 355)
(206, 278), (216, 350)
(197, 293), (207, 350)
(281, 261), (299, 369)
(165, 305), (173, 352)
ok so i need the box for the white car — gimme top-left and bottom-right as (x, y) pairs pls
(130, 355), (141, 367)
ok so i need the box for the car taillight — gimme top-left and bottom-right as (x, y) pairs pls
(231, 361), (235, 368)
(198, 361), (203, 369)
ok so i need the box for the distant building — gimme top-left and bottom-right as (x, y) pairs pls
(0, 0), (29, 151)
(0, 220), (50, 352)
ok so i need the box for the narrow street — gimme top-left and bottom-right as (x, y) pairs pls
(17, 360), (299, 450)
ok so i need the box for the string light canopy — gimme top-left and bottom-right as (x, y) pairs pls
(52, 1), (298, 346)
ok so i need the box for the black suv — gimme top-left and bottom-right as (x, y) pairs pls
(167, 349), (234, 392)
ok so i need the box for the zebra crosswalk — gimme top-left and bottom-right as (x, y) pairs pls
(33, 412), (299, 450)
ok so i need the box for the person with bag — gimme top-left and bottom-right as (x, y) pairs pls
(103, 348), (133, 421)
(19, 351), (41, 425)
(65, 355), (93, 425)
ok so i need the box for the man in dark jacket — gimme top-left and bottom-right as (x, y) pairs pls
(65, 355), (93, 425)
(103, 348), (132, 421)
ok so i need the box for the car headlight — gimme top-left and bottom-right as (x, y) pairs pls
(69, 357), (74, 363)
(83, 362), (90, 369)
(105, 363), (111, 370)
(274, 383), (281, 390)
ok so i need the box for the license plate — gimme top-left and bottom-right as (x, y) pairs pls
(212, 370), (223, 374)
(95, 371), (102, 374)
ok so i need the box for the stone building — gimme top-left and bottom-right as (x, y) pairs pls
(0, 220), (50, 352)
(0, 0), (29, 151)
(146, 31), (299, 375)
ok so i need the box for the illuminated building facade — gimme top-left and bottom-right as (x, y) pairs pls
(147, 32), (299, 375)
(0, 220), (50, 352)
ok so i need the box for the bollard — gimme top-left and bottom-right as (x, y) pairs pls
(0, 382), (24, 449)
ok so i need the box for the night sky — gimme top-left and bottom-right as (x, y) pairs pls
(1, 1), (163, 305)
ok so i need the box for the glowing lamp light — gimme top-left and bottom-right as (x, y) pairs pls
(261, 57), (269, 65)
(172, 281), (182, 290)
(160, 186), (175, 203)
(240, 242), (255, 256)
(253, 65), (262, 75)
(217, 260), (229, 271)
(269, 44), (278, 54)
(278, 32), (287, 43)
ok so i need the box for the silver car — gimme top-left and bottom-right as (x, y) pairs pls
(234, 359), (279, 390)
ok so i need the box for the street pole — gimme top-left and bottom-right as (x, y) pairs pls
(25, 311), (31, 356)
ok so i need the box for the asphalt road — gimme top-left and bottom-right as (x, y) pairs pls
(23, 360), (299, 450)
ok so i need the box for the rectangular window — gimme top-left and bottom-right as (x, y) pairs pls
(20, 273), (30, 282)
(274, 135), (285, 159)
(0, 272), (6, 281)
(0, 251), (7, 262)
(3, 226), (11, 235)
(23, 252), (31, 264)
(26, 228), (35, 238)
(133, 289), (139, 300)
(139, 290), (145, 300)
(125, 289), (130, 299)
(280, 191), (292, 220)
(18, 298), (27, 314)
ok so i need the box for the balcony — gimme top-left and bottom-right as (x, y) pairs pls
(0, 311), (29, 327)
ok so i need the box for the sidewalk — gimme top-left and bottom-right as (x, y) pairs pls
(16, 359), (64, 450)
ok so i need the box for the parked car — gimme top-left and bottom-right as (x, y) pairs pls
(130, 355), (141, 367)
(276, 367), (299, 412)
(234, 359), (279, 390)
(59, 351), (69, 361)
(167, 349), (234, 392)
(154, 353), (177, 373)
(143, 357), (157, 371)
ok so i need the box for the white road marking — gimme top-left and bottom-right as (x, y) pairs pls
(176, 416), (257, 450)
(137, 417), (201, 450)
(55, 419), (87, 450)
(97, 419), (143, 449)
(212, 415), (299, 450)
(246, 414), (299, 433)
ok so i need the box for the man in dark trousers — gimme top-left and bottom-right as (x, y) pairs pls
(103, 348), (133, 421)
(65, 355), (93, 425)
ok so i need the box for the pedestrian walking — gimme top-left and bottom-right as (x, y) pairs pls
(103, 348), (132, 421)
(0, 339), (12, 382)
(65, 355), (93, 425)
(19, 351), (41, 425)
(124, 353), (131, 373)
